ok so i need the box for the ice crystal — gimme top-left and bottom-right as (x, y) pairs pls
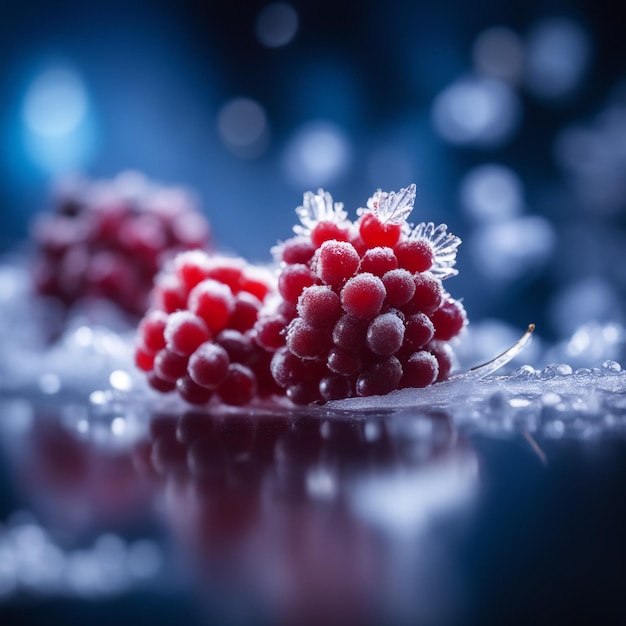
(408, 222), (461, 279)
(293, 189), (348, 236)
(359, 183), (417, 225)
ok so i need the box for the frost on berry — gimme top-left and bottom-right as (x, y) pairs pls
(356, 356), (403, 397)
(406, 222), (461, 280)
(293, 189), (349, 238)
(366, 312), (405, 355)
(188, 279), (235, 333)
(315, 241), (360, 288)
(400, 351), (439, 388)
(297, 285), (342, 328)
(164, 311), (211, 356)
(362, 184), (417, 226)
(341, 273), (386, 319)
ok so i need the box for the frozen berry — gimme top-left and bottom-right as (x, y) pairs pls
(188, 279), (235, 333)
(366, 312), (405, 355)
(356, 356), (403, 396)
(297, 285), (342, 328)
(152, 274), (186, 313)
(359, 213), (402, 248)
(401, 351), (438, 388)
(403, 313), (435, 351)
(254, 314), (288, 351)
(188, 342), (230, 388)
(327, 346), (361, 376)
(164, 311), (211, 356)
(177, 375), (214, 405)
(281, 237), (316, 265)
(229, 292), (262, 332)
(271, 347), (306, 388)
(217, 364), (257, 406)
(153, 349), (188, 382)
(430, 298), (466, 341)
(148, 372), (176, 393)
(341, 273), (386, 318)
(287, 382), (322, 405)
(135, 346), (155, 372)
(382, 269), (416, 307)
(174, 250), (213, 292)
(394, 240), (434, 273)
(359, 247), (398, 277)
(216, 329), (255, 364)
(310, 221), (349, 248)
(138, 309), (168, 353)
(405, 272), (443, 315)
(278, 264), (318, 304)
(316, 241), (360, 288)
(286, 318), (331, 359)
(428, 341), (455, 381)
(332, 314), (369, 350)
(319, 375), (353, 401)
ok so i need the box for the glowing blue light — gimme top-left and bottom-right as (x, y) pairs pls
(283, 120), (351, 187)
(525, 19), (590, 100)
(23, 68), (87, 136)
(432, 76), (521, 147)
(460, 164), (523, 221)
(21, 65), (95, 174)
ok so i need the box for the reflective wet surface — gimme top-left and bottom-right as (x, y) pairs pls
(1, 396), (626, 625)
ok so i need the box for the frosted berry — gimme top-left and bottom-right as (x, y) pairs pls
(148, 372), (176, 393)
(356, 356), (403, 397)
(254, 314), (288, 351)
(401, 351), (438, 388)
(359, 247), (398, 277)
(297, 285), (342, 328)
(316, 241), (360, 288)
(332, 314), (369, 350)
(153, 349), (189, 382)
(327, 346), (362, 376)
(403, 313), (435, 351)
(135, 346), (155, 372)
(137, 309), (168, 353)
(188, 342), (230, 388)
(188, 279), (235, 333)
(228, 292), (262, 332)
(177, 375), (214, 405)
(428, 341), (455, 381)
(359, 213), (402, 248)
(216, 329), (255, 364)
(366, 312), (405, 356)
(164, 311), (211, 356)
(341, 273), (386, 319)
(406, 272), (444, 315)
(319, 375), (353, 401)
(281, 237), (317, 265)
(382, 269), (416, 307)
(286, 318), (331, 359)
(394, 240), (434, 273)
(310, 221), (349, 248)
(217, 364), (257, 406)
(278, 264), (318, 304)
(430, 298), (467, 341)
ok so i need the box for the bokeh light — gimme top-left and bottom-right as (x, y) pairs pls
(255, 3), (298, 48)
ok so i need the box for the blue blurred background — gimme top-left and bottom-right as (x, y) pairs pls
(2, 0), (626, 341)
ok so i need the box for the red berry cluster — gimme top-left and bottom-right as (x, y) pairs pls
(135, 184), (466, 407)
(32, 171), (212, 316)
(263, 185), (466, 404)
(135, 251), (280, 405)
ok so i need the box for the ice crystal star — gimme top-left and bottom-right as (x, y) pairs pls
(293, 189), (348, 236)
(408, 222), (461, 279)
(360, 183), (417, 225)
